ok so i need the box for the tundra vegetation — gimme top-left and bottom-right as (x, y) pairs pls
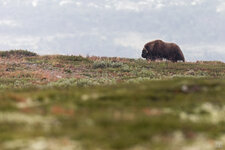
(0, 50), (225, 150)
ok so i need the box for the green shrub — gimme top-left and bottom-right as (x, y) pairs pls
(47, 78), (117, 88)
(47, 78), (99, 87)
(121, 64), (131, 72)
(93, 61), (123, 69)
(64, 69), (72, 74)
(140, 68), (155, 77)
(47, 78), (77, 87)
(57, 55), (90, 62)
(76, 78), (99, 87)
(0, 50), (37, 58)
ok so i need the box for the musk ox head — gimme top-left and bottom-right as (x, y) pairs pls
(141, 48), (148, 58)
(141, 44), (155, 59)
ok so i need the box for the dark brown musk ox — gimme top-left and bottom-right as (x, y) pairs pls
(141, 40), (185, 62)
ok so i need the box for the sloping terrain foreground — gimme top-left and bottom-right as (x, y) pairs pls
(0, 51), (225, 150)
(0, 79), (225, 150)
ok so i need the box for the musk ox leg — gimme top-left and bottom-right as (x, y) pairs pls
(176, 57), (185, 62)
(167, 57), (175, 62)
(151, 58), (156, 62)
(172, 60), (178, 63)
(158, 58), (163, 61)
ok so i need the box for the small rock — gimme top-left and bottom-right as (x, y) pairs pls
(56, 75), (62, 79)
(81, 94), (89, 101)
(181, 85), (189, 93)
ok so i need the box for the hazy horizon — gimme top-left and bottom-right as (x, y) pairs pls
(0, 0), (225, 62)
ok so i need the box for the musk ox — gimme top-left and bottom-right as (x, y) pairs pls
(142, 40), (185, 62)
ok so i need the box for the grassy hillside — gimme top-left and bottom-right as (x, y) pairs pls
(0, 50), (224, 89)
(0, 50), (225, 150)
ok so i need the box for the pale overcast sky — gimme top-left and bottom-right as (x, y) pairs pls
(0, 0), (225, 61)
